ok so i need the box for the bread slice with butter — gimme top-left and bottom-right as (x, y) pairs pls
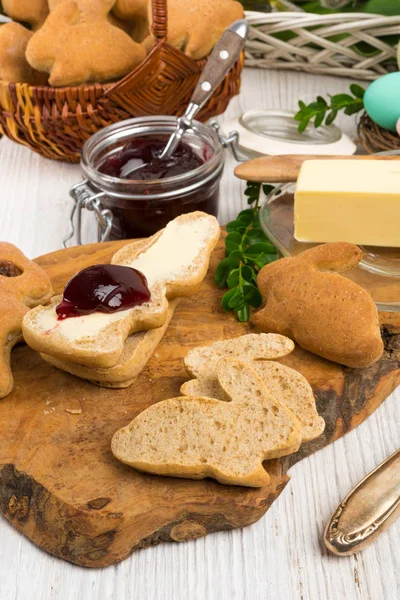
(22, 212), (220, 369)
(41, 299), (179, 388)
(111, 358), (303, 488)
(181, 334), (325, 443)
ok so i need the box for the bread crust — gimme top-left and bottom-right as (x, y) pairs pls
(3, 0), (49, 29)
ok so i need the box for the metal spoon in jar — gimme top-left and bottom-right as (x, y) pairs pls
(121, 19), (248, 179)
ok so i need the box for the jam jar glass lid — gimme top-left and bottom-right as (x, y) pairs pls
(80, 116), (224, 201)
(220, 109), (357, 158)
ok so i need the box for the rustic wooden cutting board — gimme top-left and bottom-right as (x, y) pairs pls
(0, 238), (399, 568)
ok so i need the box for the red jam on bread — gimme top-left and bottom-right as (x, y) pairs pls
(56, 264), (150, 320)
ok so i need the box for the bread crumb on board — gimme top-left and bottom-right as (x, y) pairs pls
(65, 408), (82, 415)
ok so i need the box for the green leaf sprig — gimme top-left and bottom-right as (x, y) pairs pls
(215, 182), (279, 323)
(294, 84), (365, 133)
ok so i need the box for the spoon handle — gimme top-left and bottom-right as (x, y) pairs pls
(160, 20), (248, 160)
(324, 449), (400, 556)
(190, 20), (248, 109)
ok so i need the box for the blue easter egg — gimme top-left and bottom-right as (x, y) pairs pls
(364, 72), (400, 132)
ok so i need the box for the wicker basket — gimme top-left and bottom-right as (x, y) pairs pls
(0, 1), (243, 163)
(245, 10), (400, 80)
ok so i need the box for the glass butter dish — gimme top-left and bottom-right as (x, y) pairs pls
(259, 184), (400, 312)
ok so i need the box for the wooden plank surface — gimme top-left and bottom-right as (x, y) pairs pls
(0, 68), (398, 600)
(0, 237), (398, 568)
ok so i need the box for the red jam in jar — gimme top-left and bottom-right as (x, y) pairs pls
(99, 137), (204, 180)
(79, 117), (224, 240)
(56, 264), (150, 320)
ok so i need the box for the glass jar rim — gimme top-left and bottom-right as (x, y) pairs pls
(80, 116), (224, 198)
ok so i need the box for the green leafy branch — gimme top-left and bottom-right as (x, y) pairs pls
(294, 84), (365, 133)
(215, 182), (279, 322)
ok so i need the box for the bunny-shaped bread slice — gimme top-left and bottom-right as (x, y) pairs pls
(181, 334), (325, 443)
(23, 213), (220, 368)
(183, 333), (295, 377)
(111, 358), (302, 487)
(40, 299), (180, 388)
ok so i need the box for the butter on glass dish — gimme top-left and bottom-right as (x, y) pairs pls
(233, 153), (400, 311)
(293, 159), (400, 249)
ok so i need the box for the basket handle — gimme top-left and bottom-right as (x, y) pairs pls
(151, 0), (168, 42)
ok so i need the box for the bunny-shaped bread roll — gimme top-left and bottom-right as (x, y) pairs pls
(147, 0), (244, 59)
(112, 0), (148, 20)
(26, 0), (146, 86)
(112, 358), (302, 487)
(112, 0), (150, 43)
(0, 243), (53, 398)
(253, 243), (383, 368)
(2, 0), (49, 30)
(0, 23), (48, 85)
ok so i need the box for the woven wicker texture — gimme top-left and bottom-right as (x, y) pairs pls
(358, 111), (400, 154)
(245, 11), (400, 81)
(0, 1), (243, 163)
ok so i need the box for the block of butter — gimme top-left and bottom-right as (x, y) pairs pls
(294, 159), (400, 247)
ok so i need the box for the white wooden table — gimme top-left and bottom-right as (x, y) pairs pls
(0, 68), (398, 600)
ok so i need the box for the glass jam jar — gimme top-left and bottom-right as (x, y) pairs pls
(65, 117), (224, 244)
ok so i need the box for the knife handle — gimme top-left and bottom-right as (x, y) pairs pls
(324, 449), (400, 556)
(234, 154), (400, 184)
